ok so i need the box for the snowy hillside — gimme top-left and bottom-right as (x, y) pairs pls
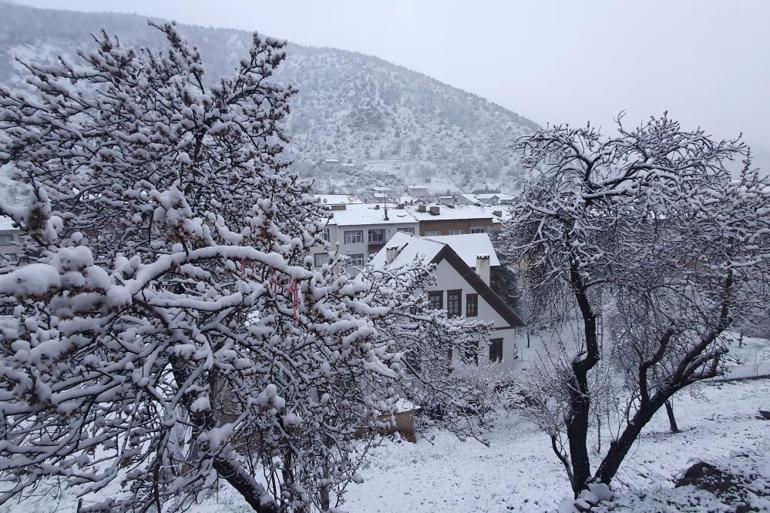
(0, 2), (538, 192)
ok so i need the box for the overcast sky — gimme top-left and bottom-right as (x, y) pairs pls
(14, 0), (770, 150)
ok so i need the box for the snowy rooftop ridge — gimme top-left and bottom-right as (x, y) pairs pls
(370, 232), (500, 269)
(426, 233), (500, 267)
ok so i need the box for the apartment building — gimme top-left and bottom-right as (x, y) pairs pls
(315, 203), (419, 270)
(406, 204), (500, 236)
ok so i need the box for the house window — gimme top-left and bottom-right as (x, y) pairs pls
(0, 234), (13, 245)
(368, 228), (386, 243)
(447, 289), (462, 317)
(397, 227), (415, 234)
(322, 229), (330, 242)
(313, 252), (329, 267)
(344, 230), (363, 244)
(347, 253), (365, 268)
(466, 293), (478, 317)
(428, 290), (443, 310)
(424, 230), (441, 236)
(448, 229), (465, 235)
(470, 227), (486, 234)
(489, 338), (503, 363)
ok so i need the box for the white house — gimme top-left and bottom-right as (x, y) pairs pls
(0, 216), (19, 264)
(315, 194), (363, 210)
(370, 232), (525, 368)
(459, 192), (516, 206)
(314, 204), (419, 271)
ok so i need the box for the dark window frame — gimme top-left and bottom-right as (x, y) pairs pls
(344, 230), (363, 244)
(313, 252), (329, 267)
(447, 289), (462, 318)
(428, 290), (443, 310)
(348, 253), (365, 267)
(466, 293), (478, 317)
(368, 228), (386, 243)
(489, 338), (503, 363)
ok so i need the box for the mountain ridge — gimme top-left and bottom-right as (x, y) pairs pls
(0, 1), (539, 194)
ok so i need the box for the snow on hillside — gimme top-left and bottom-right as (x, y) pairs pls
(0, 2), (538, 193)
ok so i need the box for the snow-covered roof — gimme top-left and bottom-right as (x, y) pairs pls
(370, 233), (525, 329)
(461, 192), (515, 204)
(370, 232), (500, 269)
(475, 192), (515, 201)
(406, 205), (495, 221)
(315, 194), (362, 205)
(461, 193), (482, 204)
(427, 233), (500, 267)
(369, 232), (443, 269)
(0, 216), (18, 231)
(328, 204), (418, 227)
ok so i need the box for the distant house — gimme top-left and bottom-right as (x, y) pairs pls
(0, 217), (19, 264)
(311, 203), (504, 272)
(315, 194), (363, 211)
(406, 185), (430, 201)
(460, 192), (516, 206)
(370, 185), (395, 202)
(313, 203), (419, 272)
(406, 204), (500, 236)
(371, 232), (525, 367)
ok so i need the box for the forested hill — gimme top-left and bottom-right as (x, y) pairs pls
(0, 2), (539, 191)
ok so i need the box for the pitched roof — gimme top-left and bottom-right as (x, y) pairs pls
(370, 233), (524, 328)
(426, 233), (501, 267)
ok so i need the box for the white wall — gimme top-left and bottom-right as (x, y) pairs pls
(431, 259), (522, 369)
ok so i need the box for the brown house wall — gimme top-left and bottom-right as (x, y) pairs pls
(418, 218), (496, 236)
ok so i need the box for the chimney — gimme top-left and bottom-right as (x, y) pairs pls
(476, 254), (490, 285)
(386, 246), (399, 265)
(429, 205), (441, 216)
(417, 203), (427, 213)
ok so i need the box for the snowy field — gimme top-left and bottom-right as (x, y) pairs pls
(2, 378), (767, 513)
(339, 379), (770, 513)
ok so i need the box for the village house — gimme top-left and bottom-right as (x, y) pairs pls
(314, 203), (419, 271)
(406, 203), (501, 236)
(315, 194), (363, 211)
(370, 232), (525, 367)
(459, 192), (516, 206)
(0, 217), (19, 264)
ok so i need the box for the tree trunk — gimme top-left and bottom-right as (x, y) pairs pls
(665, 400), (680, 433)
(565, 263), (601, 496)
(567, 372), (593, 496)
(214, 459), (281, 513)
(594, 394), (666, 485)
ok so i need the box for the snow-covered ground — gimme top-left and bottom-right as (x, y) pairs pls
(342, 379), (770, 513)
(2, 380), (767, 513)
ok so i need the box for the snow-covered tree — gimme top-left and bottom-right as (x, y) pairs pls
(0, 23), (488, 512)
(500, 114), (770, 496)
